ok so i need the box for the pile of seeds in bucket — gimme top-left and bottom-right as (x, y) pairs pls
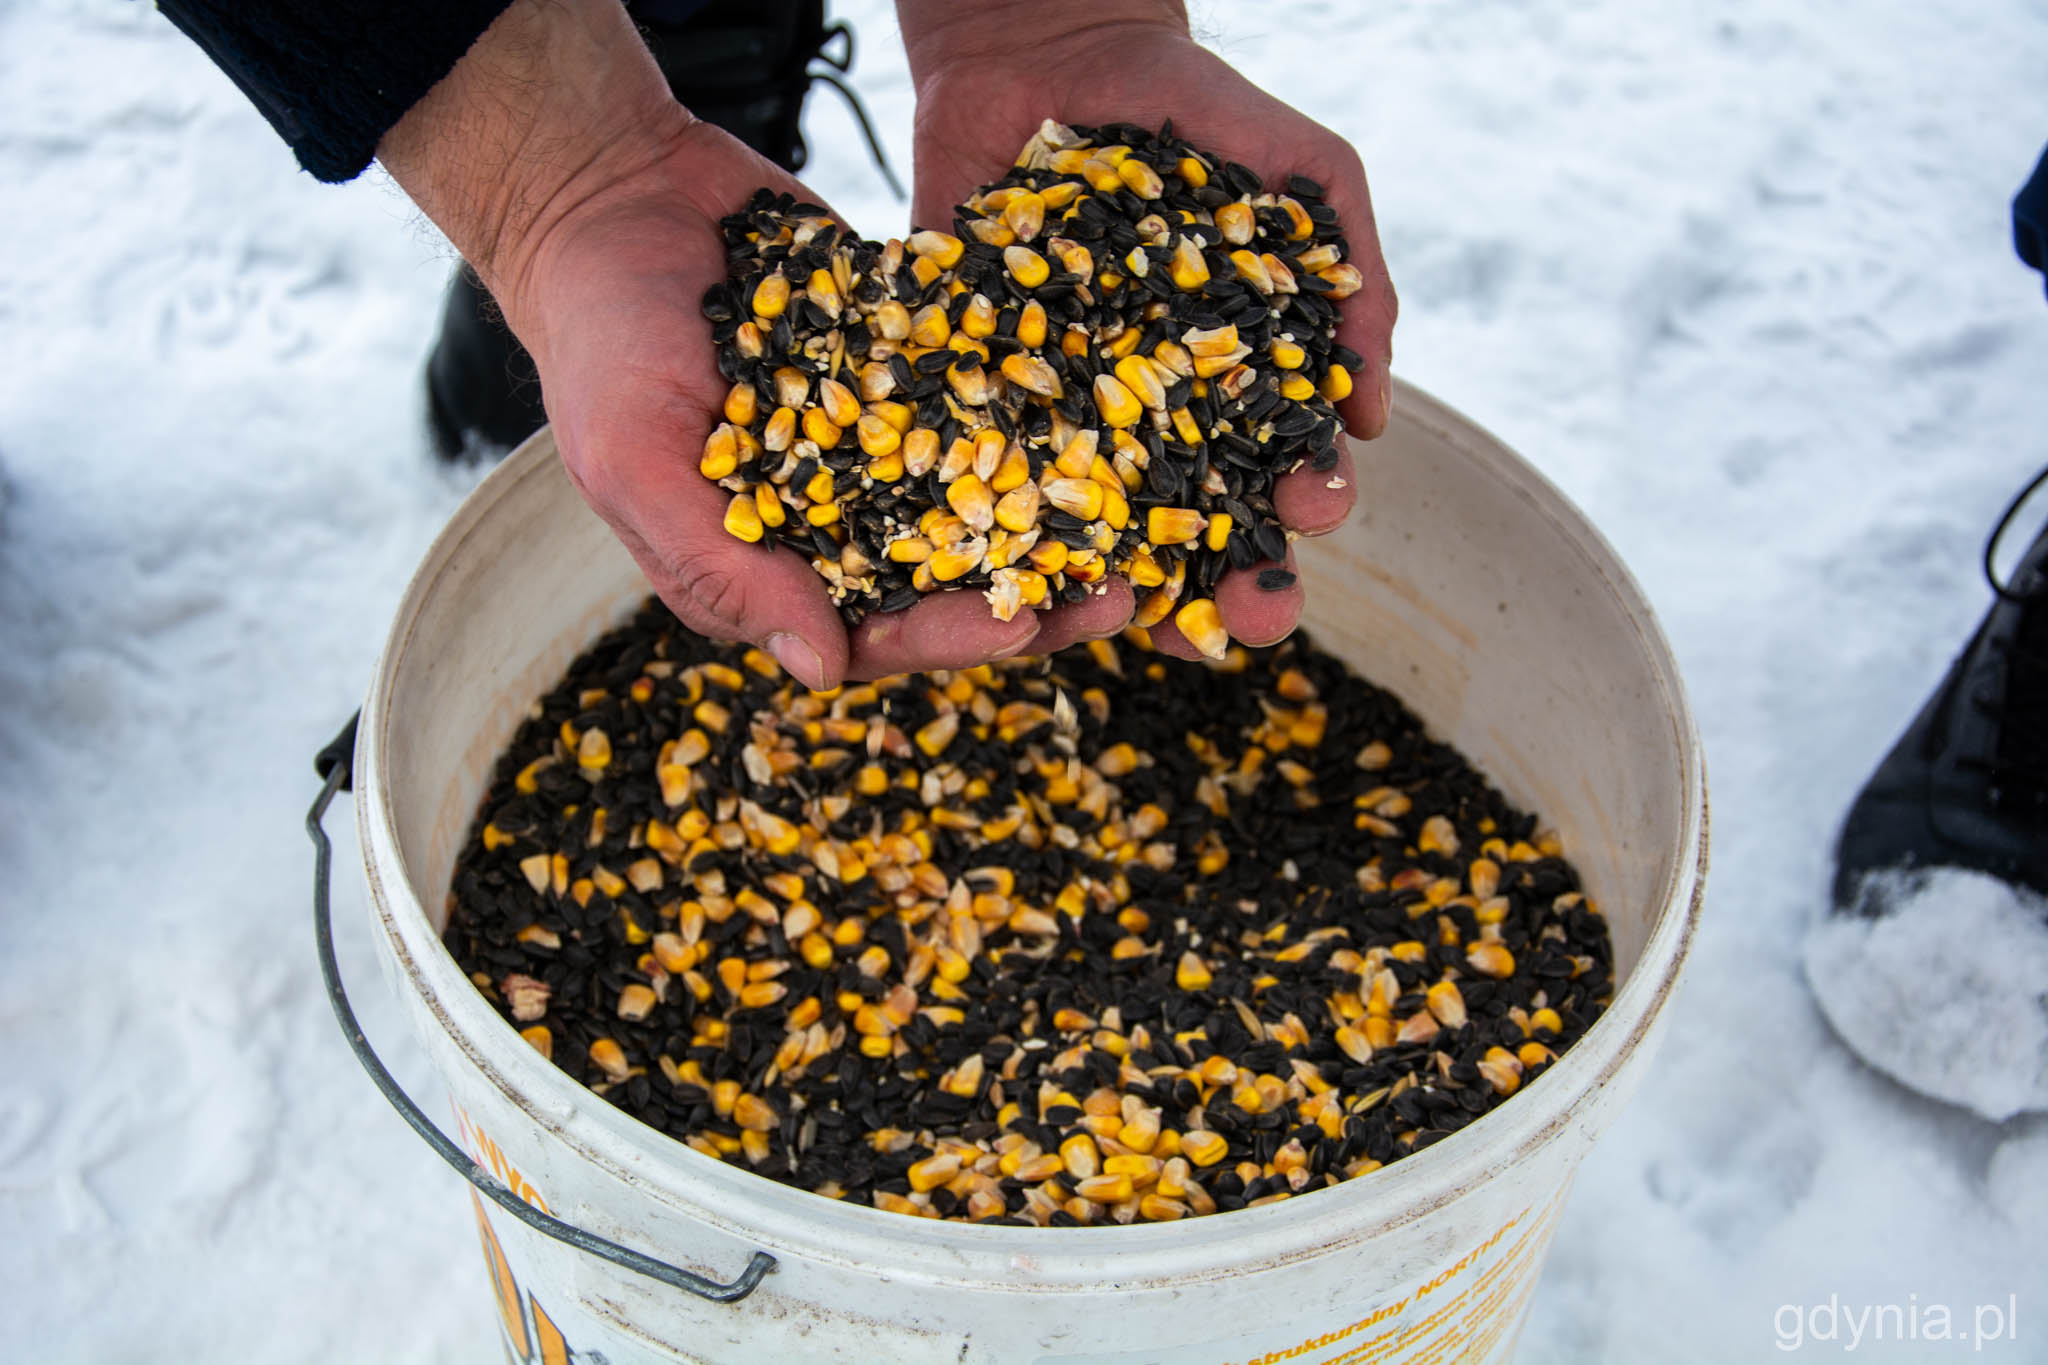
(696, 119), (1366, 657)
(444, 602), (1613, 1226)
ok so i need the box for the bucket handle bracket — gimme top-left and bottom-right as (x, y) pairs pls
(309, 712), (777, 1305)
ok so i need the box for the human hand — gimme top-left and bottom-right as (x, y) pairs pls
(898, 0), (1398, 659)
(378, 0), (1052, 687)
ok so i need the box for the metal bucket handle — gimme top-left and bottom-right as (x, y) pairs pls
(308, 713), (777, 1305)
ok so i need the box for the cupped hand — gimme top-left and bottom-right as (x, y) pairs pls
(902, 7), (1398, 659)
(496, 122), (1061, 687)
(381, 0), (1054, 689)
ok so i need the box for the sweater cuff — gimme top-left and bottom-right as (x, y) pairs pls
(2017, 145), (2048, 301)
(157, 0), (520, 183)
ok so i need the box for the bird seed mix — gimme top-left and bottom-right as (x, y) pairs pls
(697, 119), (1367, 658)
(444, 602), (1613, 1226)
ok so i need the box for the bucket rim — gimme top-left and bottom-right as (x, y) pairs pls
(355, 376), (1706, 1287)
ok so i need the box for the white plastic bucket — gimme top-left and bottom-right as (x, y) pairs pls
(336, 377), (1706, 1364)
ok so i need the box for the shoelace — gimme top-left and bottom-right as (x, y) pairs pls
(1984, 462), (2048, 601)
(794, 22), (905, 200)
(1971, 462), (2048, 796)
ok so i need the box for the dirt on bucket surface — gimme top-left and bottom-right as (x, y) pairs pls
(441, 599), (1611, 1226)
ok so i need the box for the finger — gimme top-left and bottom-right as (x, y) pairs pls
(1278, 140), (1395, 443)
(1330, 253), (1397, 442)
(1272, 441), (1358, 537)
(1141, 611), (1208, 662)
(846, 588), (1042, 679)
(1216, 546), (1303, 649)
(1026, 580), (1137, 657)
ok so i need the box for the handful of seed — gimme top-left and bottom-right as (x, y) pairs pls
(698, 119), (1366, 657)
(445, 605), (1612, 1226)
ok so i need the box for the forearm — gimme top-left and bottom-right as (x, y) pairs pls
(376, 0), (688, 308)
(894, 0), (1188, 86)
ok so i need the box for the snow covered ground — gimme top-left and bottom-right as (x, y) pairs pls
(3, 0), (2047, 1359)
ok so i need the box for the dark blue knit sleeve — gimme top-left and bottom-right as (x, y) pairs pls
(2018, 145), (2048, 301)
(156, 0), (519, 183)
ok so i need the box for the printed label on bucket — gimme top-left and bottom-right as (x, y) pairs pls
(1035, 1194), (1564, 1365)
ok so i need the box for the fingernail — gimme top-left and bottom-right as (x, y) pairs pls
(1380, 383), (1393, 433)
(767, 632), (827, 690)
(975, 616), (1042, 665)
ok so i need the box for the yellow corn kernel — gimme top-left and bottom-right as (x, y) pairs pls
(1113, 354), (1168, 412)
(910, 303), (951, 348)
(991, 479), (1041, 534)
(947, 473), (995, 531)
(1098, 481), (1130, 531)
(1092, 374), (1142, 428)
(962, 293), (999, 340)
(739, 981), (787, 1009)
(1212, 201), (1254, 246)
(871, 298), (911, 341)
(1426, 981), (1468, 1029)
(1181, 1130), (1228, 1167)
(1479, 1047), (1524, 1096)
(1318, 264), (1364, 299)
(587, 1037), (629, 1082)
(1279, 373), (1316, 401)
(892, 427), (937, 480)
(1204, 511), (1233, 553)
(1169, 237), (1210, 290)
(1131, 583), (1179, 628)
(998, 242), (1050, 290)
(754, 481), (786, 529)
(1016, 298), (1049, 349)
(928, 539), (985, 583)
(806, 267), (842, 317)
(699, 424), (740, 480)
(1027, 539), (1069, 576)
(817, 375), (861, 428)
(722, 382), (759, 428)
(1174, 598), (1227, 661)
(1182, 322), (1238, 358)
(1147, 506), (1205, 546)
(1269, 338), (1307, 370)
(802, 406), (842, 450)
(907, 229), (964, 268)
(1467, 942), (1517, 978)
(1059, 1133), (1101, 1180)
(1076, 1173), (1135, 1204)
(1000, 352), (1064, 398)
(969, 216), (1015, 246)
(1043, 477), (1104, 521)
(750, 271), (789, 318)
(1320, 365), (1354, 402)
(991, 442), (1033, 494)
(723, 492), (764, 543)
(609, 981), (655, 1022)
(852, 413), (900, 459)
(1118, 158), (1164, 199)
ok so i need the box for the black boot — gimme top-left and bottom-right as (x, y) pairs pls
(424, 0), (899, 460)
(1806, 467), (2048, 1119)
(1831, 470), (2048, 908)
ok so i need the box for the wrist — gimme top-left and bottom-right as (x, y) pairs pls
(895, 0), (1188, 89)
(377, 0), (688, 315)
